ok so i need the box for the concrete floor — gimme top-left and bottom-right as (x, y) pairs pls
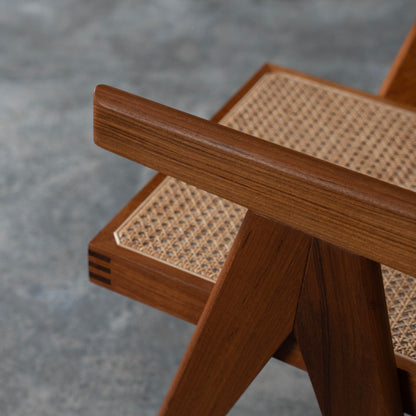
(1, 1), (415, 415)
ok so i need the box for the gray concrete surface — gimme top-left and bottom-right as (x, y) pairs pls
(1, 1), (415, 415)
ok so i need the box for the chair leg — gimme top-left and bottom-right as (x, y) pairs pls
(379, 20), (416, 106)
(294, 239), (403, 415)
(158, 211), (312, 416)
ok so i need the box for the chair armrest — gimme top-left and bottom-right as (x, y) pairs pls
(93, 84), (416, 276)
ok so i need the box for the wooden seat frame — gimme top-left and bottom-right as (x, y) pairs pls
(90, 22), (416, 415)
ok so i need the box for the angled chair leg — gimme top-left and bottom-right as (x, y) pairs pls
(158, 211), (312, 416)
(379, 20), (416, 106)
(294, 239), (403, 415)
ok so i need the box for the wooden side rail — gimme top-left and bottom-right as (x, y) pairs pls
(94, 84), (416, 277)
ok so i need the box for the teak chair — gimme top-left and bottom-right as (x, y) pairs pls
(89, 21), (416, 415)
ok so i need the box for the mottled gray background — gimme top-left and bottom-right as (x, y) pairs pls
(1, 1), (415, 415)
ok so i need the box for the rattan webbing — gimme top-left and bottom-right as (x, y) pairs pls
(115, 72), (416, 359)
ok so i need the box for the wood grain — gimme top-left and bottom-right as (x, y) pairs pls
(377, 22), (416, 412)
(158, 211), (312, 416)
(380, 20), (416, 107)
(90, 56), (416, 412)
(89, 64), (273, 323)
(90, 205), (416, 414)
(89, 173), (212, 324)
(397, 354), (416, 415)
(294, 239), (402, 415)
(93, 79), (416, 278)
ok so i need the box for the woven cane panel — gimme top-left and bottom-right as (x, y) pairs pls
(115, 71), (416, 358)
(115, 177), (244, 280)
(383, 267), (416, 359)
(224, 73), (416, 192)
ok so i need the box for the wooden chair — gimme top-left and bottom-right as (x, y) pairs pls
(89, 21), (416, 415)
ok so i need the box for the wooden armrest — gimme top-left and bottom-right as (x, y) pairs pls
(93, 84), (416, 277)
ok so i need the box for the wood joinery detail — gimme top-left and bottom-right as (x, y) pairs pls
(88, 249), (112, 286)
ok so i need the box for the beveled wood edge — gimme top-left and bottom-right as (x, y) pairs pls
(94, 77), (416, 277)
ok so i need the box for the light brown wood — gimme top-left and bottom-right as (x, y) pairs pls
(294, 239), (402, 415)
(380, 20), (416, 107)
(93, 77), (416, 278)
(158, 211), (312, 415)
